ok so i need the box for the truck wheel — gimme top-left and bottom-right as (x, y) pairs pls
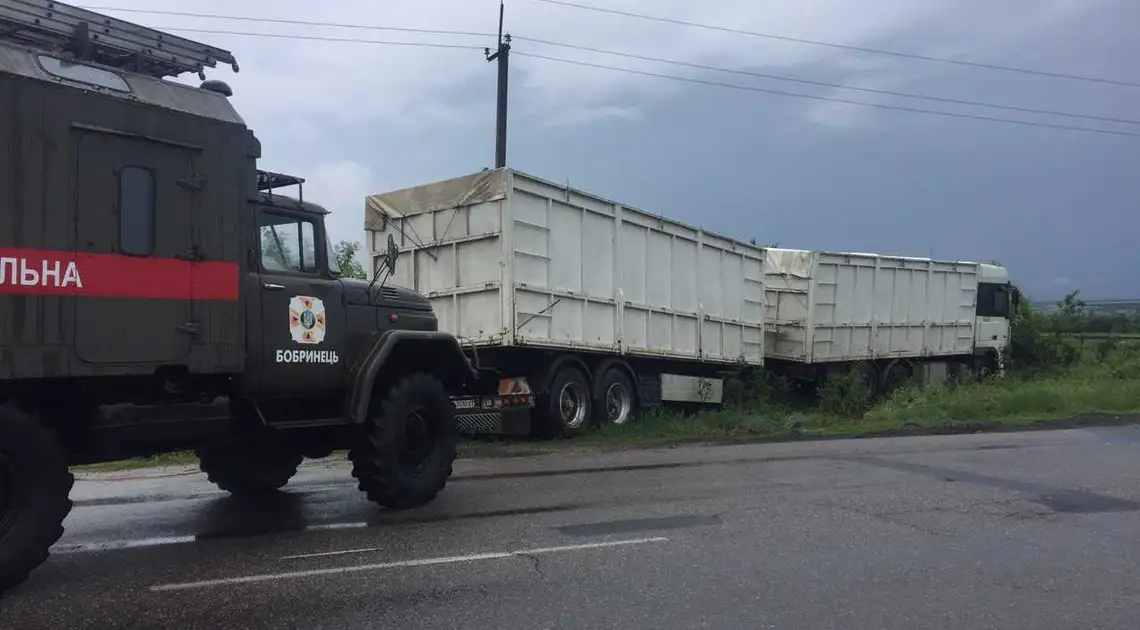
(350, 373), (458, 510)
(881, 361), (914, 397)
(537, 365), (592, 438)
(594, 367), (636, 426)
(196, 437), (303, 496)
(0, 406), (74, 593)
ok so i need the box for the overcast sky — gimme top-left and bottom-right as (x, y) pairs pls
(98, 0), (1138, 301)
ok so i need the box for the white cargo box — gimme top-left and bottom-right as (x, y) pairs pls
(365, 169), (764, 366)
(764, 248), (979, 363)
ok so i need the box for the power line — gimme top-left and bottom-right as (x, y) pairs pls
(513, 52), (1140, 138)
(515, 36), (1140, 126)
(158, 27), (486, 50)
(78, 6), (1140, 126)
(82, 6), (493, 38)
(527, 0), (1140, 89)
(75, 13), (1139, 137)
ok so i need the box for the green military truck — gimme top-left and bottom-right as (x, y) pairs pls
(0, 0), (502, 592)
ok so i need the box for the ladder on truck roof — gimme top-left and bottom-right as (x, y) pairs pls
(0, 0), (238, 79)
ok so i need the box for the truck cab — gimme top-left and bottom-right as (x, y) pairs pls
(975, 263), (1019, 372)
(243, 174), (441, 402)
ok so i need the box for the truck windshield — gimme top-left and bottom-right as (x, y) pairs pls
(977, 282), (1011, 318)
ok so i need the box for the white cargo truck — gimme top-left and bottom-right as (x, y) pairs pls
(365, 168), (766, 436)
(763, 248), (1019, 394)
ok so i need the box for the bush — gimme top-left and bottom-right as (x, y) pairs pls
(726, 367), (808, 411)
(818, 366), (874, 419)
(1006, 290), (1079, 374)
(1103, 340), (1140, 379)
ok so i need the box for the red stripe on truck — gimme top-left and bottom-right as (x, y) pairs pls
(0, 248), (240, 301)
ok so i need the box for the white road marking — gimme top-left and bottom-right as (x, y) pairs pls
(53, 523), (374, 554)
(55, 535), (198, 554)
(303, 522), (369, 532)
(150, 536), (670, 592)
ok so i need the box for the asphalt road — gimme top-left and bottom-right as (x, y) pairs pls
(2, 425), (1140, 629)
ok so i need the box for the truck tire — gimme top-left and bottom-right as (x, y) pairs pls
(196, 438), (303, 496)
(350, 373), (457, 510)
(594, 367), (636, 426)
(0, 406), (74, 594)
(880, 360), (914, 397)
(536, 365), (592, 438)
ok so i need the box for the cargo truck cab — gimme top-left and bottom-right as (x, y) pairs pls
(975, 263), (1019, 373)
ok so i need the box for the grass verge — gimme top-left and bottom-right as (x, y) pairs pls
(74, 451), (198, 473)
(586, 365), (1140, 447)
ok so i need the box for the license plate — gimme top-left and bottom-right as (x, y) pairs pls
(454, 398), (477, 409)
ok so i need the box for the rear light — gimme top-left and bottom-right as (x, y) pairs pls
(492, 394), (536, 408)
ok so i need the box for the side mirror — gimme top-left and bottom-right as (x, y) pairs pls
(385, 233), (399, 274)
(1011, 286), (1021, 310)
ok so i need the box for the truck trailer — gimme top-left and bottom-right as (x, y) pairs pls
(365, 168), (766, 437)
(763, 248), (1017, 394)
(0, 0), (498, 592)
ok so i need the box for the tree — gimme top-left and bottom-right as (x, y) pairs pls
(1050, 290), (1089, 334)
(333, 240), (368, 279)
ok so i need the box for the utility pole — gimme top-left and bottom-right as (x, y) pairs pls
(485, 1), (510, 168)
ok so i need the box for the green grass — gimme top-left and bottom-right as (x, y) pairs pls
(73, 451), (198, 473)
(585, 359), (1140, 446)
(862, 370), (1140, 427)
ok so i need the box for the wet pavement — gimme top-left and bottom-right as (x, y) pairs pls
(2, 425), (1140, 629)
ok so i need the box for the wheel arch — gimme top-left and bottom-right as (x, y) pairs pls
(538, 353), (593, 394)
(347, 330), (486, 424)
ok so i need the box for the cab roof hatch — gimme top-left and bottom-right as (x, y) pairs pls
(0, 0), (238, 79)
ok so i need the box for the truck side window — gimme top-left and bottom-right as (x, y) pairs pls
(976, 282), (1010, 318)
(119, 166), (155, 256)
(259, 214), (318, 274)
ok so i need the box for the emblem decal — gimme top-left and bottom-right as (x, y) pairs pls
(289, 295), (326, 344)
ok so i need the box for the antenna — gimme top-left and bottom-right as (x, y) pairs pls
(0, 0), (239, 79)
(484, 1), (510, 169)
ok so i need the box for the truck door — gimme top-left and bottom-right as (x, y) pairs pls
(73, 131), (198, 364)
(252, 208), (345, 395)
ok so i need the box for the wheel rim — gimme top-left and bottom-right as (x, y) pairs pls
(604, 382), (633, 425)
(558, 380), (589, 430)
(400, 406), (436, 471)
(0, 454), (13, 537)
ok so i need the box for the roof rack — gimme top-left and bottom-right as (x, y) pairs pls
(0, 0), (238, 79)
(257, 169), (306, 204)
(257, 170), (305, 192)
